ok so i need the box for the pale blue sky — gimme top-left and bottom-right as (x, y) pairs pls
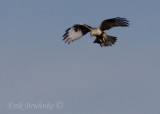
(0, 0), (160, 114)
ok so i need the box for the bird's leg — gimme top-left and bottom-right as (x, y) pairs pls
(102, 37), (105, 42)
(99, 39), (103, 43)
(102, 33), (107, 42)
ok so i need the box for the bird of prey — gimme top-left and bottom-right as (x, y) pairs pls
(63, 17), (129, 47)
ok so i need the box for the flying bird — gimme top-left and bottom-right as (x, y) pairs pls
(63, 17), (129, 47)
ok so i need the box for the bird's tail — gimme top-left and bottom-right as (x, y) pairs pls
(94, 35), (117, 47)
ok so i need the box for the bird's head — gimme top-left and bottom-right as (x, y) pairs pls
(90, 29), (96, 37)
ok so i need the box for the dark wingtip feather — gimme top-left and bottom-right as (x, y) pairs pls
(63, 27), (71, 40)
(63, 32), (68, 37)
(116, 17), (129, 26)
(65, 28), (70, 32)
(63, 35), (68, 40)
(120, 18), (129, 27)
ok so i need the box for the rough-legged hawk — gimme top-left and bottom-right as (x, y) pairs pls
(63, 17), (129, 47)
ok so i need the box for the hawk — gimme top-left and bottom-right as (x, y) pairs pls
(63, 17), (129, 47)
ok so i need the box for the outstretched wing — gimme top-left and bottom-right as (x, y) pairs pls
(63, 24), (92, 44)
(99, 17), (129, 31)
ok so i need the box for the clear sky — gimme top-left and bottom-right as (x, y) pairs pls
(0, 0), (160, 114)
